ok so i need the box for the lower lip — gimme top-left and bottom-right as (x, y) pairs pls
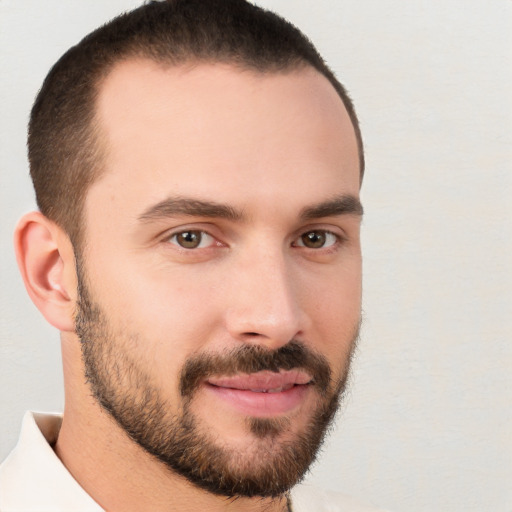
(204, 383), (311, 417)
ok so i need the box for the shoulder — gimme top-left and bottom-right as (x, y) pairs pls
(290, 483), (391, 512)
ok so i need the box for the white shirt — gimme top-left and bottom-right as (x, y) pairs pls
(0, 412), (388, 512)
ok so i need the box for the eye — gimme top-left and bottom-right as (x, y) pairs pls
(168, 230), (215, 249)
(295, 230), (338, 249)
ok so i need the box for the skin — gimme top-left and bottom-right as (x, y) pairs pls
(15, 60), (362, 512)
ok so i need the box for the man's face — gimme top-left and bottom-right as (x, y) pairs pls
(76, 60), (362, 497)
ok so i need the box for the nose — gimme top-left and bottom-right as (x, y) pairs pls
(224, 248), (308, 350)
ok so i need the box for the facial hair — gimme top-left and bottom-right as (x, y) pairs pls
(75, 267), (358, 498)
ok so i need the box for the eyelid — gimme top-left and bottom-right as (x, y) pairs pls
(158, 219), (233, 253)
(297, 222), (347, 238)
(169, 230), (215, 249)
(158, 224), (347, 252)
(293, 229), (342, 249)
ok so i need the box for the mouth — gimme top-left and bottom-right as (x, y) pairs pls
(203, 370), (313, 417)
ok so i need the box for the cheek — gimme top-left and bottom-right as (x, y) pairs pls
(83, 258), (226, 396)
(88, 249), (223, 337)
(301, 262), (361, 367)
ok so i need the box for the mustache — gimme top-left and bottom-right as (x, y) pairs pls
(179, 340), (332, 398)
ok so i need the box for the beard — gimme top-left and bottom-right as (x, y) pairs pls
(75, 267), (358, 498)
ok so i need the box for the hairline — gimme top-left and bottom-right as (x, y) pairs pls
(73, 55), (364, 252)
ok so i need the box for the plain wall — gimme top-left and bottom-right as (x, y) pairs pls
(1, 1), (511, 511)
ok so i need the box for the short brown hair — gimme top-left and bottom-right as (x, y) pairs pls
(28, 0), (364, 246)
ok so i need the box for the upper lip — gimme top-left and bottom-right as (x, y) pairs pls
(206, 370), (313, 392)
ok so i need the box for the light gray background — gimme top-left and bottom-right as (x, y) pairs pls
(1, 1), (511, 511)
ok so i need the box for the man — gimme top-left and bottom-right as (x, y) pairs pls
(0, 1), (386, 510)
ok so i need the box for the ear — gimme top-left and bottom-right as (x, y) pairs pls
(14, 211), (77, 332)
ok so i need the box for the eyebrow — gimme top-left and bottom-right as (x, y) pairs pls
(299, 195), (364, 220)
(138, 194), (363, 223)
(138, 197), (244, 222)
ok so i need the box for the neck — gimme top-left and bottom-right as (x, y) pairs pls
(55, 403), (290, 512)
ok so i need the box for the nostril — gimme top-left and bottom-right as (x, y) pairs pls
(245, 332), (259, 337)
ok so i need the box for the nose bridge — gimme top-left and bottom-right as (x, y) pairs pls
(225, 243), (305, 347)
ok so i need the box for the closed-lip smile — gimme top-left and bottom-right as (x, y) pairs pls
(204, 370), (313, 416)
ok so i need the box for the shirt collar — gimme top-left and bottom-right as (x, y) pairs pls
(0, 411), (103, 511)
(0, 412), (376, 512)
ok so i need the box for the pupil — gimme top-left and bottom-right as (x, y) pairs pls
(303, 231), (325, 248)
(178, 231), (200, 248)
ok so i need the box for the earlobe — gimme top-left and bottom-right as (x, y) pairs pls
(14, 211), (77, 332)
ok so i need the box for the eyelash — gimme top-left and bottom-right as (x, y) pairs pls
(292, 230), (340, 250)
(166, 230), (221, 250)
(165, 228), (344, 251)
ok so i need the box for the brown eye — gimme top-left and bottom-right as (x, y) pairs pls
(301, 231), (326, 248)
(297, 230), (337, 249)
(171, 230), (210, 249)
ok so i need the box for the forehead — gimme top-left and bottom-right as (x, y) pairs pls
(89, 59), (360, 217)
